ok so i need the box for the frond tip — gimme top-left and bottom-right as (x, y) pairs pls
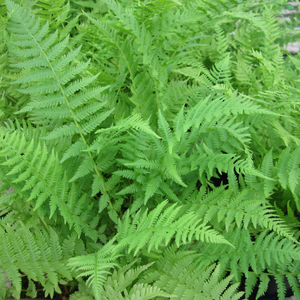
(68, 242), (120, 300)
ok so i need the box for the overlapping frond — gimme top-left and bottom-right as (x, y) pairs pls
(6, 0), (115, 186)
(142, 247), (244, 300)
(0, 224), (74, 298)
(194, 228), (300, 299)
(0, 124), (101, 241)
(100, 262), (172, 300)
(2, 0), (300, 300)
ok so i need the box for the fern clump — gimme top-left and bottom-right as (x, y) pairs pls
(1, 0), (300, 299)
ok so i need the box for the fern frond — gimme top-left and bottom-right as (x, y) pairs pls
(215, 25), (229, 62)
(139, 0), (182, 17)
(115, 200), (232, 256)
(196, 187), (296, 241)
(0, 124), (101, 241)
(32, 0), (70, 25)
(123, 159), (161, 171)
(158, 110), (175, 154)
(2, 1), (300, 300)
(183, 94), (277, 133)
(0, 224), (73, 299)
(276, 145), (300, 210)
(5, 0), (120, 205)
(142, 248), (244, 300)
(100, 261), (172, 299)
(130, 71), (157, 119)
(260, 149), (277, 197)
(194, 228), (300, 299)
(145, 175), (162, 202)
(68, 241), (120, 300)
(208, 54), (232, 86)
(96, 113), (159, 138)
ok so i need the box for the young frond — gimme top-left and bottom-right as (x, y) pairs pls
(208, 54), (232, 86)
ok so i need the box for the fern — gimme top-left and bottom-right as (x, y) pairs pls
(2, 0), (300, 299)
(115, 200), (232, 254)
(32, 0), (70, 25)
(0, 123), (101, 241)
(69, 200), (233, 299)
(68, 241), (119, 300)
(193, 228), (300, 299)
(0, 223), (77, 298)
(6, 0), (114, 191)
(99, 261), (173, 300)
(184, 187), (297, 242)
(142, 247), (244, 300)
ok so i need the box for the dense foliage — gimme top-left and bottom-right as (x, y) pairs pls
(1, 0), (300, 299)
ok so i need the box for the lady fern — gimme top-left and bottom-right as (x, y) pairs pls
(1, 0), (300, 299)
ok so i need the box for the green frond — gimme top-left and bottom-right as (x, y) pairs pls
(276, 145), (300, 210)
(194, 228), (300, 299)
(117, 183), (140, 196)
(233, 52), (257, 90)
(96, 113), (160, 138)
(123, 159), (161, 170)
(172, 66), (212, 88)
(32, 0), (70, 25)
(163, 153), (186, 187)
(142, 249), (244, 300)
(100, 261), (172, 299)
(215, 25), (228, 61)
(2, 0), (300, 299)
(130, 71), (157, 119)
(183, 94), (276, 133)
(0, 224), (73, 299)
(5, 0), (119, 190)
(260, 149), (277, 197)
(0, 124), (101, 241)
(158, 110), (174, 154)
(186, 188), (296, 242)
(208, 54), (232, 86)
(145, 175), (162, 202)
(173, 105), (185, 141)
(138, 0), (182, 18)
(115, 200), (232, 256)
(68, 241), (120, 300)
